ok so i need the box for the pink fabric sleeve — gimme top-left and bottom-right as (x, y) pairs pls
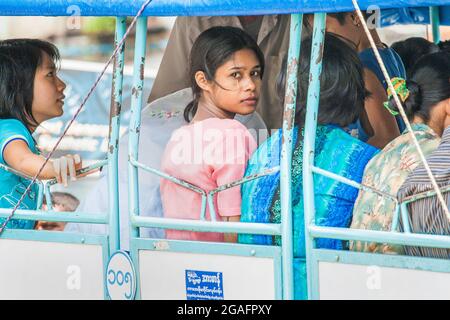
(212, 126), (257, 217)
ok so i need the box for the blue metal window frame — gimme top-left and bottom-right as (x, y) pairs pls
(301, 11), (449, 300)
(0, 3), (445, 300)
(430, 6), (441, 43)
(0, 17), (127, 300)
(127, 8), (447, 300)
(126, 14), (306, 300)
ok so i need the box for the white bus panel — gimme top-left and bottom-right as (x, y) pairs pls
(0, 239), (104, 299)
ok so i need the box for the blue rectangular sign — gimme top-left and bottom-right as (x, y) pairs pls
(185, 270), (224, 300)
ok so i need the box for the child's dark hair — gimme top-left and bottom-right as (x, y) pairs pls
(184, 26), (265, 122)
(386, 51), (450, 122)
(391, 37), (439, 77)
(292, 33), (367, 127)
(0, 39), (60, 129)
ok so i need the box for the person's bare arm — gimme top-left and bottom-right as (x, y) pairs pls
(3, 140), (82, 184)
(363, 69), (400, 149)
(223, 215), (241, 243)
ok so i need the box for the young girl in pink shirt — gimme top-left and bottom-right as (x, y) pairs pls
(160, 26), (263, 242)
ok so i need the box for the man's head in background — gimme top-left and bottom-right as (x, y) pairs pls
(36, 192), (80, 231)
(42, 191), (80, 212)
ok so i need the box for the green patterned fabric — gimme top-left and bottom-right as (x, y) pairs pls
(350, 123), (440, 254)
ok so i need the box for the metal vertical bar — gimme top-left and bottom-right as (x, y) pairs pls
(390, 204), (400, 232)
(108, 17), (127, 253)
(200, 195), (207, 221)
(280, 13), (303, 300)
(207, 194), (217, 222)
(36, 182), (44, 209)
(44, 183), (53, 211)
(429, 6), (441, 44)
(129, 17), (148, 243)
(400, 203), (412, 233)
(302, 12), (326, 300)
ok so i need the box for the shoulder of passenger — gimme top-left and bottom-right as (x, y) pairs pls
(203, 118), (246, 130)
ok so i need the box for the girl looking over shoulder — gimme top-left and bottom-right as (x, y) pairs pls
(397, 52), (450, 258)
(160, 26), (261, 243)
(0, 39), (83, 229)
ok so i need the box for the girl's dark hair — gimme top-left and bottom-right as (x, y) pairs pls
(289, 33), (367, 127)
(184, 26), (265, 122)
(0, 39), (60, 129)
(387, 51), (450, 122)
(391, 37), (440, 77)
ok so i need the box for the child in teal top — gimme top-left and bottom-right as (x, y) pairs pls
(0, 39), (84, 229)
(0, 119), (40, 228)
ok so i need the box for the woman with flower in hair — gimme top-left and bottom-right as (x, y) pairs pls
(350, 51), (450, 255)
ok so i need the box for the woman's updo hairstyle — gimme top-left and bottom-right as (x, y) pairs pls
(386, 51), (450, 122)
(184, 26), (265, 122)
(391, 37), (440, 77)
